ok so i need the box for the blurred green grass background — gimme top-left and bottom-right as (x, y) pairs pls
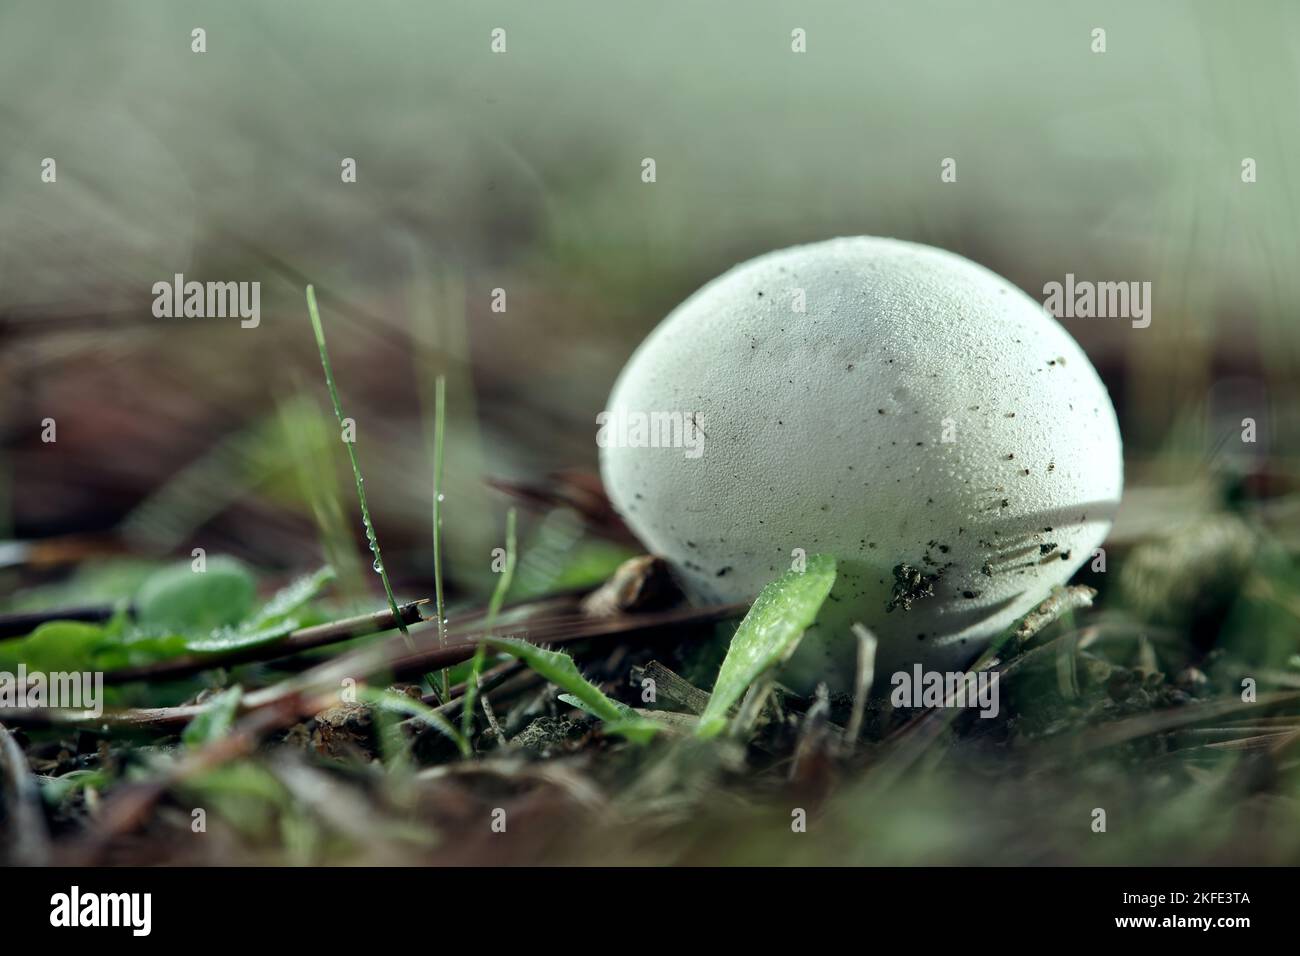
(1, 0), (1298, 603)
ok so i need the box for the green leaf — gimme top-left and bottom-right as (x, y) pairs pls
(0, 616), (188, 673)
(695, 554), (837, 739)
(460, 643), (487, 741)
(486, 638), (624, 722)
(243, 566), (335, 631)
(0, 620), (110, 673)
(356, 687), (470, 757)
(110, 629), (191, 669)
(484, 508), (518, 628)
(599, 717), (669, 744)
(183, 620), (299, 655)
(305, 285), (410, 649)
(184, 566), (335, 654)
(182, 685), (243, 747)
(0, 567), (336, 675)
(486, 637), (659, 743)
(40, 769), (108, 804)
(557, 693), (661, 743)
(135, 556), (256, 633)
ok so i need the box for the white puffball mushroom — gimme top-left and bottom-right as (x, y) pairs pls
(599, 237), (1123, 695)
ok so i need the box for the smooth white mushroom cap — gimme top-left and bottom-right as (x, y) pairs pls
(600, 237), (1123, 695)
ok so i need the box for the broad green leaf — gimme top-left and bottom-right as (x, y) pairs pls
(0, 617), (188, 673)
(0, 566), (336, 674)
(0, 561), (155, 614)
(695, 554), (837, 739)
(460, 643), (487, 741)
(0, 620), (110, 673)
(135, 556), (256, 633)
(109, 629), (191, 669)
(487, 637), (658, 743)
(184, 566), (335, 654)
(182, 685), (243, 747)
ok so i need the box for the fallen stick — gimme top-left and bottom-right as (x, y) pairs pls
(102, 599), (430, 684)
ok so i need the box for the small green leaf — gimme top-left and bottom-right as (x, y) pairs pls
(695, 554), (837, 739)
(182, 685), (243, 747)
(356, 687), (470, 757)
(183, 620), (299, 655)
(599, 717), (668, 744)
(0, 620), (110, 673)
(40, 769), (108, 804)
(557, 693), (661, 743)
(243, 566), (335, 631)
(184, 566), (335, 654)
(0, 616), (188, 673)
(487, 637), (658, 742)
(0, 567), (336, 674)
(135, 556), (256, 633)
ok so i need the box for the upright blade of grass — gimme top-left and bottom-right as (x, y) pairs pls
(278, 390), (368, 609)
(431, 373), (449, 697)
(181, 685), (243, 747)
(460, 642), (486, 743)
(696, 554), (837, 739)
(484, 507), (518, 630)
(304, 285), (410, 648)
(460, 508), (517, 742)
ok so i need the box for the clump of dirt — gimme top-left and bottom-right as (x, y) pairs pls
(511, 716), (586, 756)
(886, 562), (942, 611)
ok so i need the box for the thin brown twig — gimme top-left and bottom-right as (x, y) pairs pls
(102, 599), (429, 684)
